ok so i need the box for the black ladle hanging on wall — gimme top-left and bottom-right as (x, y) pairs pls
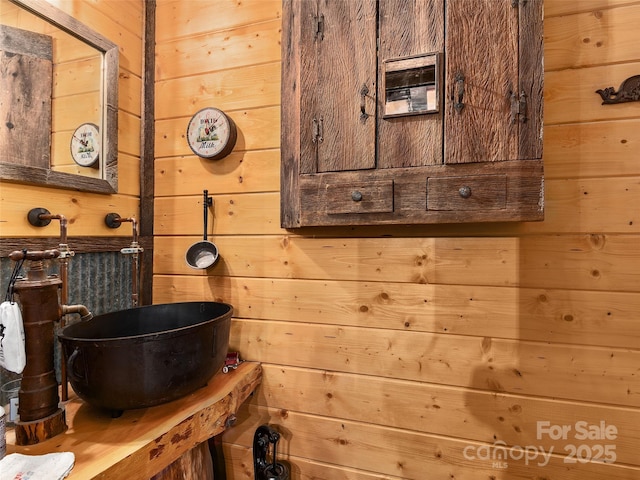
(185, 190), (220, 269)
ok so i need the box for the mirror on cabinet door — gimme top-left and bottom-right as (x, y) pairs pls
(0, 0), (118, 193)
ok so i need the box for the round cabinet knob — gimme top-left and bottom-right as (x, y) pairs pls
(458, 186), (472, 198)
(351, 191), (363, 202)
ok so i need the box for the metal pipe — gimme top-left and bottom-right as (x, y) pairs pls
(26, 211), (71, 302)
(61, 304), (93, 322)
(26, 209), (74, 401)
(104, 214), (143, 308)
(119, 217), (140, 308)
(123, 217), (139, 246)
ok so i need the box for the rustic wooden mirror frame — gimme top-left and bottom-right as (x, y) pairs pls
(0, 0), (118, 194)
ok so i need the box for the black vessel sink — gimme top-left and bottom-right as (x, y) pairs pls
(59, 302), (232, 414)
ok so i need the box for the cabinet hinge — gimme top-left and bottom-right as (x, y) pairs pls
(510, 91), (528, 124)
(312, 117), (324, 143)
(314, 14), (324, 41)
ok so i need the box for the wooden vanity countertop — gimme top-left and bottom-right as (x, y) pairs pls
(5, 362), (262, 479)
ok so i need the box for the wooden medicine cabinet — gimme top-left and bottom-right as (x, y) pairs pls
(281, 0), (544, 227)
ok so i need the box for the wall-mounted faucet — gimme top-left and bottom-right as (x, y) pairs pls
(27, 208), (74, 298)
(105, 213), (143, 308)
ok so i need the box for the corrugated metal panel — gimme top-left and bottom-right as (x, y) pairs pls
(0, 252), (137, 386)
(1, 253), (134, 315)
(65, 252), (135, 315)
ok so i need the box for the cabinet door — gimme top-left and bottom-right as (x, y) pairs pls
(377, 0), (444, 169)
(444, 0), (517, 164)
(299, 0), (377, 174)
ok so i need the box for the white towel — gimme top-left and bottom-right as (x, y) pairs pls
(0, 452), (75, 480)
(0, 301), (26, 374)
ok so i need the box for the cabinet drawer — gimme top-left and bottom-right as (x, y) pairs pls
(427, 175), (506, 211)
(326, 181), (394, 215)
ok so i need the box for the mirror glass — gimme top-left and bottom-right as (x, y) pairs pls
(383, 53), (439, 118)
(0, 0), (118, 193)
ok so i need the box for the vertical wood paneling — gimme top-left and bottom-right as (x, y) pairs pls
(153, 0), (640, 478)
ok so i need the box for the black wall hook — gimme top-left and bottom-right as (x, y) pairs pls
(596, 74), (640, 104)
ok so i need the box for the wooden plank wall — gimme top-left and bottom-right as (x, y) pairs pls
(0, 0), (142, 238)
(153, 0), (640, 478)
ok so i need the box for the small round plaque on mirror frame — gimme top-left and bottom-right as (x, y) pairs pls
(70, 122), (100, 168)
